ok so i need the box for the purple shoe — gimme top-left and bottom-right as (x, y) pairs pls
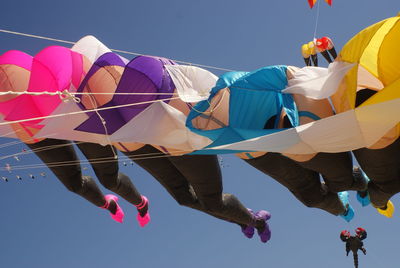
(255, 210), (272, 243)
(241, 225), (255, 239)
(256, 210), (271, 221)
(241, 209), (255, 238)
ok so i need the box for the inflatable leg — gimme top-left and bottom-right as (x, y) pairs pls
(77, 142), (150, 226)
(77, 143), (143, 205)
(168, 154), (265, 229)
(296, 152), (366, 192)
(27, 139), (106, 207)
(354, 167), (371, 207)
(353, 138), (400, 209)
(243, 152), (346, 215)
(376, 200), (394, 218)
(124, 145), (267, 237)
(338, 191), (355, 222)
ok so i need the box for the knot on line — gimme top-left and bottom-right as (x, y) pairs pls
(59, 90), (81, 103)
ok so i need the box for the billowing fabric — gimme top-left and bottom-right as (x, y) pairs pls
(335, 15), (400, 150)
(75, 53), (175, 134)
(35, 37), (211, 152)
(186, 65), (298, 153)
(35, 37), (117, 145)
(333, 15), (400, 209)
(203, 59), (398, 154)
(0, 115), (18, 139)
(283, 62), (354, 99)
(71, 35), (112, 63)
(184, 16), (400, 155)
(165, 65), (217, 103)
(0, 46), (88, 143)
(207, 96), (399, 154)
(0, 30), (397, 156)
(335, 15), (400, 113)
(0, 47), (85, 126)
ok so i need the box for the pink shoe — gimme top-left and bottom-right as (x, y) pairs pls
(101, 194), (125, 223)
(135, 196), (151, 227)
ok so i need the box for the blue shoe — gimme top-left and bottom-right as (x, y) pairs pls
(340, 205), (355, 222)
(352, 166), (369, 191)
(355, 168), (371, 207)
(357, 191), (371, 207)
(338, 191), (355, 222)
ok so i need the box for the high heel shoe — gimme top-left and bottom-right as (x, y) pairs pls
(101, 194), (125, 223)
(135, 196), (150, 227)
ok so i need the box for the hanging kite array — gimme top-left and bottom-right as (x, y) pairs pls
(0, 12), (399, 244)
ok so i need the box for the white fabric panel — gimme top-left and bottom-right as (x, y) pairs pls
(34, 101), (109, 145)
(295, 111), (365, 152)
(165, 65), (217, 103)
(208, 99), (400, 153)
(72, 35), (129, 64)
(71, 36), (112, 63)
(357, 65), (384, 90)
(0, 115), (18, 139)
(283, 62), (354, 99)
(208, 128), (315, 153)
(111, 101), (212, 151)
(356, 98), (400, 145)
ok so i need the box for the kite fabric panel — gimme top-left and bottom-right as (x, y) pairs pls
(0, 15), (398, 155)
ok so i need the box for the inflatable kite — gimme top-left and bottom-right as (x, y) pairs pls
(340, 228), (367, 268)
(335, 14), (400, 216)
(0, 44), (150, 226)
(308, 0), (332, 9)
(0, 15), (399, 236)
(0, 37), (271, 242)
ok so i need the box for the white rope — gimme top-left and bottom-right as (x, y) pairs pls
(0, 149), (186, 171)
(86, 87), (118, 159)
(73, 92), (177, 96)
(0, 90), (179, 96)
(0, 83), (294, 99)
(0, 96), (181, 126)
(0, 140), (85, 161)
(0, 28), (234, 72)
(0, 84), (282, 127)
(312, 1), (321, 40)
(0, 129), (29, 149)
(0, 29), (75, 45)
(0, 139), (24, 149)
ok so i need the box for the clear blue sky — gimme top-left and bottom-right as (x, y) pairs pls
(0, 1), (399, 267)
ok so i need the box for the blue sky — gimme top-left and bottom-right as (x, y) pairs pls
(0, 1), (399, 267)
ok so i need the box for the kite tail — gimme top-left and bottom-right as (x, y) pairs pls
(353, 252), (359, 268)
